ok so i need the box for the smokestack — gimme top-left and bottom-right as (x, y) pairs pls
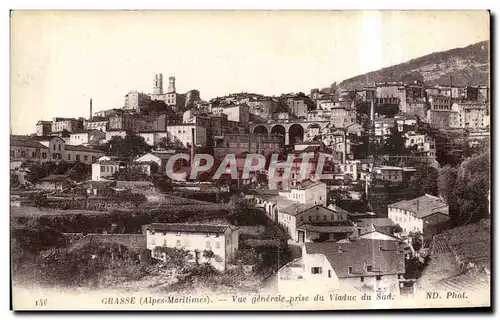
(190, 128), (195, 165)
(370, 99), (375, 123)
(89, 98), (93, 121)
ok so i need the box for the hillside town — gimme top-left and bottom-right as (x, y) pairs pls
(10, 72), (490, 297)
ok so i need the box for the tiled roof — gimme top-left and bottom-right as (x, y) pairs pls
(299, 222), (357, 233)
(39, 174), (71, 182)
(305, 239), (406, 278)
(358, 224), (399, 239)
(291, 180), (324, 190)
(65, 145), (104, 153)
(10, 138), (48, 149)
(388, 194), (449, 219)
(353, 217), (396, 227)
(31, 136), (61, 141)
(280, 203), (316, 216)
(146, 223), (231, 234)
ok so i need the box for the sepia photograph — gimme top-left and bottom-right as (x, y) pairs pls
(9, 10), (491, 310)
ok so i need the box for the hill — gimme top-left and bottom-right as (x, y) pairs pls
(338, 40), (489, 90)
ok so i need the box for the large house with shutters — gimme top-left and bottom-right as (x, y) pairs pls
(301, 239), (406, 294)
(388, 194), (449, 238)
(144, 223), (239, 271)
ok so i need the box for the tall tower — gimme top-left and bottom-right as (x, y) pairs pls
(153, 73), (163, 95)
(89, 98), (92, 120)
(167, 76), (176, 93)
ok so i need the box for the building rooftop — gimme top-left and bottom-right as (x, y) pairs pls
(39, 174), (71, 182)
(65, 145), (104, 153)
(305, 239), (405, 278)
(279, 202), (317, 216)
(299, 222), (357, 234)
(10, 138), (48, 149)
(388, 194), (449, 219)
(291, 180), (324, 191)
(146, 223), (232, 234)
(358, 224), (399, 239)
(353, 217), (396, 227)
(31, 135), (63, 141)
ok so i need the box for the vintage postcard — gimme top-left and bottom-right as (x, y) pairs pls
(10, 10), (491, 310)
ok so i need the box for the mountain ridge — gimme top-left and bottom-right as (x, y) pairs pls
(337, 40), (489, 90)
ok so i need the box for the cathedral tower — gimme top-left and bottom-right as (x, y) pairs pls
(153, 73), (163, 95)
(167, 76), (176, 94)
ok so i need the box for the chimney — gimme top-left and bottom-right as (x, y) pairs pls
(190, 128), (195, 165)
(416, 199), (420, 213)
(89, 98), (93, 121)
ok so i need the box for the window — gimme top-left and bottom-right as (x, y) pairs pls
(176, 240), (181, 247)
(206, 241), (211, 249)
(76, 155), (80, 161)
(311, 267), (322, 274)
(101, 166), (105, 172)
(215, 241), (220, 249)
(84, 155), (88, 161)
(53, 144), (56, 151)
(58, 144), (61, 151)
(328, 270), (332, 278)
(366, 265), (373, 272)
(32, 152), (36, 158)
(10, 150), (14, 157)
(360, 277), (364, 282)
(42, 152), (47, 159)
(21, 151), (25, 157)
(348, 267), (352, 274)
(68, 154), (71, 160)
(163, 239), (167, 246)
(376, 276), (382, 281)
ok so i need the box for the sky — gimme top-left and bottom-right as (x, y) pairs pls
(10, 10), (489, 134)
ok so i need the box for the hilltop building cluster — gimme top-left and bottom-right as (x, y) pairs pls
(10, 72), (490, 296)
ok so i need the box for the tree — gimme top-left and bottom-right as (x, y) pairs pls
(393, 224), (403, 234)
(173, 137), (184, 149)
(409, 164), (439, 197)
(203, 249), (215, 264)
(67, 162), (91, 181)
(26, 164), (46, 183)
(109, 134), (151, 161)
(408, 231), (423, 251)
(437, 165), (458, 203)
(113, 166), (149, 181)
(380, 126), (407, 156)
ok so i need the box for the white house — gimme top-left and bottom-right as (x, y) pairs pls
(135, 153), (162, 167)
(166, 124), (206, 147)
(92, 161), (120, 181)
(302, 239), (406, 294)
(280, 180), (327, 206)
(145, 223), (239, 271)
(105, 129), (127, 142)
(69, 130), (106, 146)
(64, 145), (105, 164)
(404, 133), (436, 158)
(388, 194), (449, 236)
(32, 136), (66, 161)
